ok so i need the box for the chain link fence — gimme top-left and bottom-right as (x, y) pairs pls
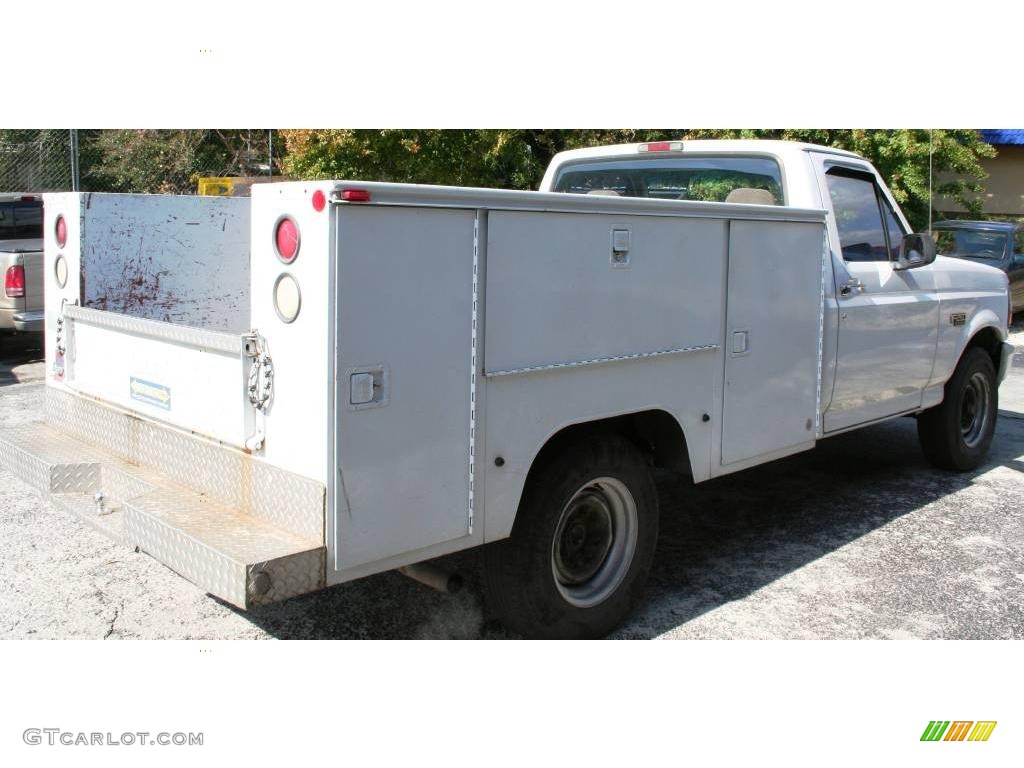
(0, 130), (74, 192)
(0, 130), (279, 195)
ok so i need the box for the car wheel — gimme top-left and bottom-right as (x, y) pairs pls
(917, 347), (998, 471)
(483, 434), (659, 639)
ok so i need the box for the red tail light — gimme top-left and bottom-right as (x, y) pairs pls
(55, 215), (68, 247)
(341, 189), (371, 202)
(311, 190), (326, 212)
(274, 217), (299, 263)
(5, 265), (26, 298)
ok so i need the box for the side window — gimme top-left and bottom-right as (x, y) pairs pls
(880, 198), (906, 261)
(825, 170), (889, 262)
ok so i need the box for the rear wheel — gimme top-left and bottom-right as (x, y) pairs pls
(483, 434), (658, 639)
(917, 347), (998, 471)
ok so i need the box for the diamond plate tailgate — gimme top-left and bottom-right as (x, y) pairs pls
(0, 392), (326, 610)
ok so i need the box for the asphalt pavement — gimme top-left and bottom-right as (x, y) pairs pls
(1, 327), (1022, 639)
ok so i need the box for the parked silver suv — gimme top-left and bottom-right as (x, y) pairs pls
(0, 194), (44, 345)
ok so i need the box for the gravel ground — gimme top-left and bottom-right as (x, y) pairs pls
(1, 327), (1022, 639)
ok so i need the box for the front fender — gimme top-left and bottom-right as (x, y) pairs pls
(924, 305), (1006, 410)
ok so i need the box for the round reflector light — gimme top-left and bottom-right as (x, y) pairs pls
(312, 190), (326, 212)
(55, 215), (67, 247)
(274, 217), (300, 263)
(273, 273), (301, 323)
(54, 255), (68, 288)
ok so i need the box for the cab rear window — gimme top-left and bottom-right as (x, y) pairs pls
(0, 201), (43, 240)
(552, 156), (784, 205)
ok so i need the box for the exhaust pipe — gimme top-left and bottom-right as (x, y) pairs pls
(398, 562), (463, 594)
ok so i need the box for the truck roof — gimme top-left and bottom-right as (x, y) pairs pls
(546, 139), (865, 164)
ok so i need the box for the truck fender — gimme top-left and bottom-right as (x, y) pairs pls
(485, 409), (692, 543)
(923, 309), (1006, 410)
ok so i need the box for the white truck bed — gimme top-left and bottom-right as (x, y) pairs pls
(0, 185), (827, 611)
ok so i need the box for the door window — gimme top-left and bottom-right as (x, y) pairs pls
(826, 169), (889, 262)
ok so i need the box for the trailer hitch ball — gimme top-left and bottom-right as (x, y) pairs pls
(250, 570), (273, 597)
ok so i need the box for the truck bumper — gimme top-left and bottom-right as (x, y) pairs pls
(0, 387), (327, 610)
(0, 306), (17, 332)
(998, 341), (1014, 384)
(12, 310), (44, 333)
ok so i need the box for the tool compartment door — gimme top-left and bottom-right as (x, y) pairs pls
(721, 220), (824, 465)
(334, 206), (475, 570)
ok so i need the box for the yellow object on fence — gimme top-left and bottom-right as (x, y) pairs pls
(197, 177), (236, 196)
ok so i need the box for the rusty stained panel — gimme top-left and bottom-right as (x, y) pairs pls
(80, 193), (251, 333)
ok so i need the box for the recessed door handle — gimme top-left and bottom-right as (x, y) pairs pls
(840, 278), (865, 297)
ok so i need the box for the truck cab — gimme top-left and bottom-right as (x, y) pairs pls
(542, 140), (1012, 437)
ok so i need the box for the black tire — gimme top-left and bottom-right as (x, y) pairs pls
(483, 434), (659, 639)
(917, 347), (998, 471)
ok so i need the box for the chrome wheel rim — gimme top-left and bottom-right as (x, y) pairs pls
(960, 371), (991, 448)
(551, 477), (638, 608)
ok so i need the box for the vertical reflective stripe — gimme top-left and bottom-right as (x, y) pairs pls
(466, 212), (480, 535)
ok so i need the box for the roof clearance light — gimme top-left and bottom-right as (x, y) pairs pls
(274, 217), (300, 263)
(312, 190), (326, 212)
(55, 215), (67, 247)
(341, 189), (371, 202)
(639, 141), (684, 153)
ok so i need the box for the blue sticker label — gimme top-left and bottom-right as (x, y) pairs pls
(130, 377), (172, 410)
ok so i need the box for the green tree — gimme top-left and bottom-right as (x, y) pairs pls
(280, 129), (539, 189)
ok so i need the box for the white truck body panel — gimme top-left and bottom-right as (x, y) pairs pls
(51, 192), (250, 331)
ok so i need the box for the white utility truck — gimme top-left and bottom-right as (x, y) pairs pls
(0, 140), (1012, 638)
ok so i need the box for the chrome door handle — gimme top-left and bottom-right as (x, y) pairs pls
(840, 278), (865, 297)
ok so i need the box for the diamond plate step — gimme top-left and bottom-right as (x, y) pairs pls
(0, 417), (325, 610)
(125, 489), (324, 609)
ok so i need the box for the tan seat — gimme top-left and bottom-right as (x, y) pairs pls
(586, 189), (622, 196)
(725, 187), (776, 205)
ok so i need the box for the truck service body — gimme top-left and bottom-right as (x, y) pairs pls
(0, 141), (1011, 637)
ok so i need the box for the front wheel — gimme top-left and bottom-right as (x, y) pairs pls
(483, 434), (658, 639)
(917, 347), (998, 471)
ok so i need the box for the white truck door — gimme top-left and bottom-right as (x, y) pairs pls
(720, 219), (824, 465)
(333, 205), (476, 571)
(817, 160), (939, 432)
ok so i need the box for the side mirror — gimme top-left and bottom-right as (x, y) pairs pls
(894, 232), (936, 270)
